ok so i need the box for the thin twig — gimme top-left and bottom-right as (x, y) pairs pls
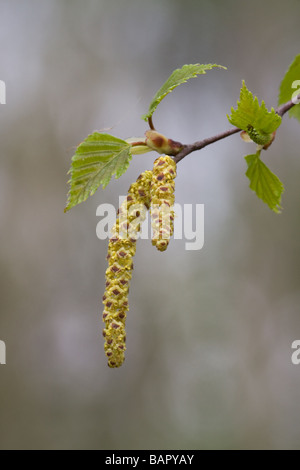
(276, 95), (299, 117)
(173, 93), (300, 164)
(174, 127), (241, 163)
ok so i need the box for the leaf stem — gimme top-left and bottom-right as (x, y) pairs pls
(131, 141), (149, 147)
(148, 116), (155, 130)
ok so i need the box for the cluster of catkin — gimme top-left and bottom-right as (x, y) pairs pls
(102, 155), (177, 368)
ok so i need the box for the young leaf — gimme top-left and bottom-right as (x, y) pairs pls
(65, 133), (132, 212)
(142, 63), (227, 122)
(245, 125), (274, 146)
(244, 152), (284, 213)
(228, 81), (281, 140)
(278, 54), (300, 122)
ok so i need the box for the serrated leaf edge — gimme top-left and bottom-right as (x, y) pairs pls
(65, 133), (132, 212)
(142, 63), (227, 121)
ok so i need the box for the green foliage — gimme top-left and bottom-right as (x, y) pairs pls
(244, 151), (284, 213)
(278, 54), (300, 122)
(246, 125), (274, 146)
(142, 63), (226, 121)
(65, 61), (297, 214)
(228, 81), (281, 144)
(65, 133), (132, 212)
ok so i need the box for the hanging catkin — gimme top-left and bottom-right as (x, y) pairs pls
(102, 171), (152, 368)
(150, 155), (177, 252)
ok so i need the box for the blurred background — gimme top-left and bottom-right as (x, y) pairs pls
(0, 0), (300, 450)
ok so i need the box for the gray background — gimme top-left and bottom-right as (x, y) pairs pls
(0, 0), (300, 450)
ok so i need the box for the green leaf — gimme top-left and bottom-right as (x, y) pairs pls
(228, 81), (281, 140)
(278, 54), (300, 122)
(65, 133), (132, 212)
(142, 63), (227, 121)
(244, 151), (284, 213)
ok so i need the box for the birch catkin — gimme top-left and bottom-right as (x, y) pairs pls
(102, 171), (152, 368)
(150, 155), (177, 252)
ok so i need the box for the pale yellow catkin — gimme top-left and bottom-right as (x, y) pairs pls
(102, 171), (152, 368)
(150, 155), (177, 252)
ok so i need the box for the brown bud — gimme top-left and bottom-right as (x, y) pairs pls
(145, 130), (183, 156)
